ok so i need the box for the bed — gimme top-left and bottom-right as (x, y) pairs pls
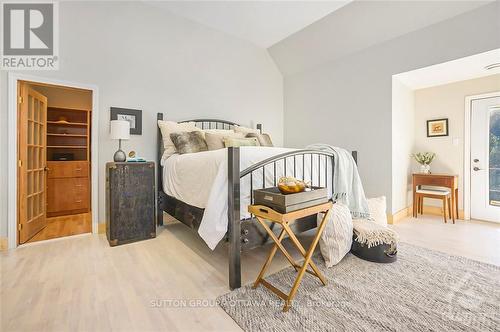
(156, 113), (358, 289)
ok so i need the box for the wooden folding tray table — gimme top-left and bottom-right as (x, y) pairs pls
(248, 201), (333, 312)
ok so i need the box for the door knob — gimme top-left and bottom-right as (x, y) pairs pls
(473, 159), (479, 163)
(473, 167), (482, 171)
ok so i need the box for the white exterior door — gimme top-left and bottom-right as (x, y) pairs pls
(470, 96), (500, 222)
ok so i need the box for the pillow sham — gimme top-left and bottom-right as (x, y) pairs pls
(158, 120), (202, 157)
(318, 203), (353, 267)
(367, 196), (388, 227)
(170, 131), (208, 154)
(234, 125), (260, 135)
(245, 133), (273, 147)
(205, 132), (245, 150)
(223, 137), (260, 148)
(204, 129), (235, 135)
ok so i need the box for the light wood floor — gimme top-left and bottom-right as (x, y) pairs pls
(2, 214), (499, 331)
(26, 213), (92, 244)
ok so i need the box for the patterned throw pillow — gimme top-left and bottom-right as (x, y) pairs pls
(169, 131), (208, 154)
(223, 137), (260, 148)
(245, 133), (273, 147)
(317, 203), (353, 267)
(158, 120), (202, 157)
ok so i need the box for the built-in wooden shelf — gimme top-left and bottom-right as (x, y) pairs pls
(47, 121), (87, 127)
(48, 106), (90, 112)
(47, 145), (87, 149)
(47, 133), (87, 137)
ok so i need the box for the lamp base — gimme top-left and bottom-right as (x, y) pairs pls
(113, 149), (126, 162)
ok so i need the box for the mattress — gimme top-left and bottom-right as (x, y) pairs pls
(162, 146), (332, 249)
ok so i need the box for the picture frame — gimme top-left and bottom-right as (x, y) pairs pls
(426, 118), (448, 137)
(110, 107), (142, 135)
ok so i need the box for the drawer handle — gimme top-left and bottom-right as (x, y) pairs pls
(75, 184), (83, 187)
(75, 168), (82, 171)
(75, 200), (82, 203)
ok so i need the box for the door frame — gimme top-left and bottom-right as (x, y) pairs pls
(464, 91), (500, 220)
(7, 73), (99, 249)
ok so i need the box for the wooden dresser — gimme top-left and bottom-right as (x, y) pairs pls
(46, 161), (90, 217)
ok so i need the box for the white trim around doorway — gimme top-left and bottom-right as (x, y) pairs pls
(464, 91), (500, 220)
(7, 73), (99, 249)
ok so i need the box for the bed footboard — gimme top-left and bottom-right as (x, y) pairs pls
(227, 147), (358, 289)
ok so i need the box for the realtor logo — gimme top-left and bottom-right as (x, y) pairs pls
(1, 2), (59, 70)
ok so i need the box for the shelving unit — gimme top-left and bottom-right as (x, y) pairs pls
(46, 107), (90, 161)
(46, 106), (91, 217)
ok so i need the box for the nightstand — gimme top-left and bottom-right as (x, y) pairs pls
(105, 162), (156, 246)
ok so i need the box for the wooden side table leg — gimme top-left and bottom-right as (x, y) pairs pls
(253, 227), (287, 289)
(254, 217), (299, 270)
(282, 209), (331, 312)
(283, 222), (327, 286)
(442, 197), (447, 223)
(455, 188), (459, 220)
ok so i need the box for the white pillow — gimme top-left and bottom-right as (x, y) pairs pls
(158, 120), (202, 157)
(234, 125), (260, 135)
(367, 196), (387, 227)
(318, 203), (353, 267)
(204, 129), (235, 135)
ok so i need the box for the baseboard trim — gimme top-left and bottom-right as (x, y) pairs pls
(389, 205), (465, 224)
(388, 207), (410, 224)
(410, 205), (465, 220)
(98, 223), (106, 234)
(0, 237), (8, 251)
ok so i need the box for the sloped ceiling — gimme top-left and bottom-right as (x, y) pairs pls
(268, 1), (494, 76)
(147, 1), (352, 48)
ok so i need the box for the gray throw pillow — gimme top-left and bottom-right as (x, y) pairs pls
(170, 131), (208, 154)
(246, 133), (273, 147)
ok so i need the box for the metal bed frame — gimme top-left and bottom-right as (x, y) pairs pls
(156, 113), (357, 289)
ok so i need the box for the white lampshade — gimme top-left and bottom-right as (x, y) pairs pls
(110, 120), (130, 140)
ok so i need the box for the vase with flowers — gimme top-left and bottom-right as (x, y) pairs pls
(412, 152), (436, 174)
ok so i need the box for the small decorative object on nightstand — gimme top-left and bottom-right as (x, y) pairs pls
(106, 161), (156, 246)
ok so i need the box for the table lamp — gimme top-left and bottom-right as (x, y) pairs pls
(110, 120), (130, 162)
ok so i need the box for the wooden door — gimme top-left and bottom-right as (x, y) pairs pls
(18, 83), (48, 243)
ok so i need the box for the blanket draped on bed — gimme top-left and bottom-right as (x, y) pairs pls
(307, 144), (370, 219)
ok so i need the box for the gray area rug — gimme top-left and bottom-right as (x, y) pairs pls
(218, 243), (500, 331)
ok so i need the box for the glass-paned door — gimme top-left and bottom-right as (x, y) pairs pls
(471, 97), (500, 222)
(490, 107), (500, 206)
(18, 83), (48, 243)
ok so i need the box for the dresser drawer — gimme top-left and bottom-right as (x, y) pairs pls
(47, 177), (89, 214)
(47, 161), (89, 179)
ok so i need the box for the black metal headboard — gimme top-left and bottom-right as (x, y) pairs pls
(178, 118), (240, 130)
(156, 113), (262, 193)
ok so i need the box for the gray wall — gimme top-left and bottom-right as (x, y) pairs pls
(269, 2), (500, 212)
(0, 1), (283, 237)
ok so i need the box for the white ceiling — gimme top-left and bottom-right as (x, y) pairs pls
(146, 1), (351, 48)
(269, 1), (493, 76)
(394, 49), (500, 90)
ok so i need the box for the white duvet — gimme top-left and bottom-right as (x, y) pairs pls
(163, 146), (332, 249)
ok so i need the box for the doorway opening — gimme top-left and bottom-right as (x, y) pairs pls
(17, 81), (93, 244)
(390, 48), (500, 223)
